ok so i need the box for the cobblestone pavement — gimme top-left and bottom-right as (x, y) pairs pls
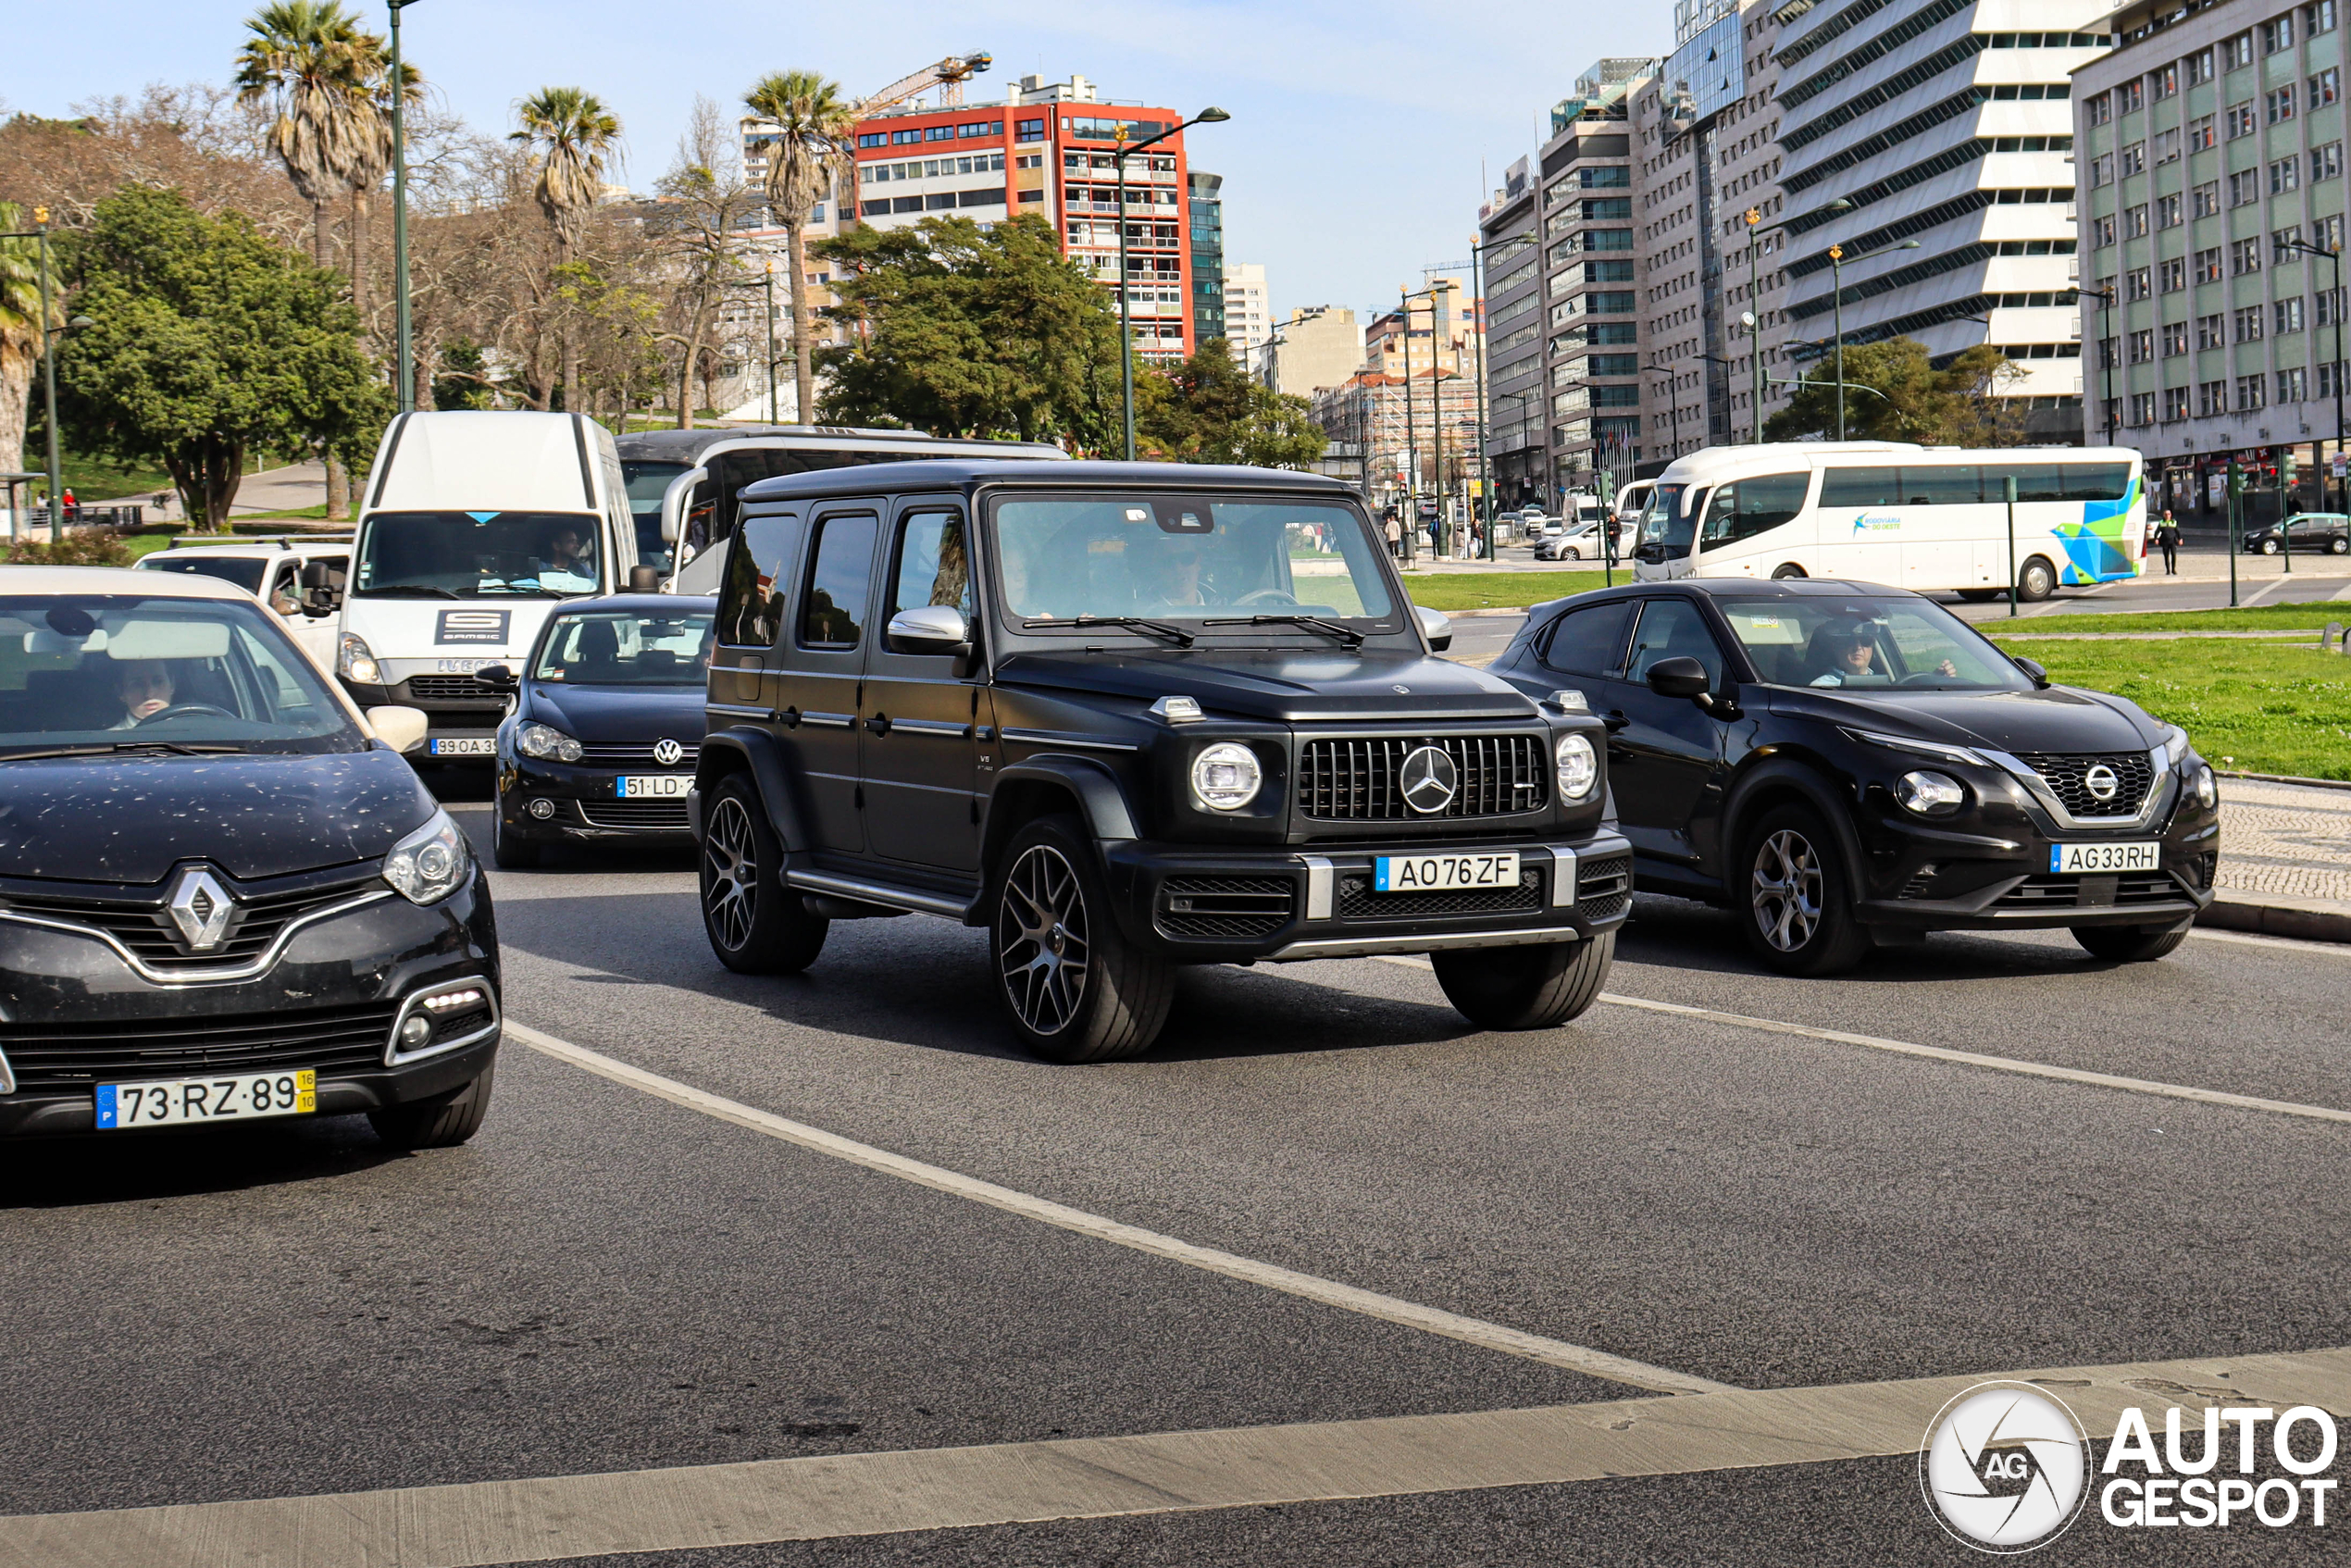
(2217, 776), (2351, 906)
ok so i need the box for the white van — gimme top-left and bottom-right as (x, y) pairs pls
(333, 412), (643, 760)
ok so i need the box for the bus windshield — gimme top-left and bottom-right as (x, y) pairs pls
(1636, 483), (1691, 561)
(1715, 596), (2031, 692)
(621, 461), (687, 575)
(355, 511), (605, 599)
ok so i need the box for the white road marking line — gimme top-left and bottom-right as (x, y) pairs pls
(1369, 957), (2351, 1124)
(8, 1346), (2345, 1567)
(503, 1022), (1728, 1397)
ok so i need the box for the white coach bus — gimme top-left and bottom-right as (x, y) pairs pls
(1629, 442), (2146, 601)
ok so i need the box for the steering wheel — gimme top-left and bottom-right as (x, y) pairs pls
(136, 703), (237, 726)
(1897, 673), (1944, 688)
(1233, 588), (1300, 607)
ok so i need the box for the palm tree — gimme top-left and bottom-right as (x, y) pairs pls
(234, 1), (374, 271)
(512, 86), (622, 412)
(0, 204), (59, 488)
(742, 70), (858, 424)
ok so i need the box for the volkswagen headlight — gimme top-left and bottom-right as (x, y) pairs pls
(1190, 742), (1263, 811)
(381, 809), (473, 905)
(338, 632), (380, 685)
(516, 721), (584, 763)
(1895, 770), (1966, 816)
(1555, 732), (1598, 802)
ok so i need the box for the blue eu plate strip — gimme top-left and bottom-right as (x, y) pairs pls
(94, 1085), (118, 1129)
(2050, 847), (2062, 873)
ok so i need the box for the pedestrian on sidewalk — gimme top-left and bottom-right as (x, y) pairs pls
(2155, 508), (2182, 574)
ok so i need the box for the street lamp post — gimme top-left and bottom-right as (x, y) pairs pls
(2079, 281), (2116, 448)
(1820, 231), (1920, 439)
(2286, 239), (2345, 512)
(1113, 106), (1228, 460)
(389, 0), (421, 415)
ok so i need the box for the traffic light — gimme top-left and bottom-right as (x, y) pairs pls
(2283, 449), (2300, 486)
(2228, 458), (2246, 498)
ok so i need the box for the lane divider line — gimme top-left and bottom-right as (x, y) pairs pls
(1367, 956), (2351, 1126)
(7, 1345), (2346, 1567)
(503, 1021), (1731, 1397)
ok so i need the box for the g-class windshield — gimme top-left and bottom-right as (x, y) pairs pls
(1715, 596), (2033, 692)
(355, 511), (605, 599)
(990, 495), (1396, 632)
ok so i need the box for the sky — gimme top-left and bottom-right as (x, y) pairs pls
(11, 0), (1673, 325)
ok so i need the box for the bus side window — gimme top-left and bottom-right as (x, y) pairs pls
(1700, 473), (1811, 545)
(1819, 467), (1900, 508)
(1905, 467), (1984, 505)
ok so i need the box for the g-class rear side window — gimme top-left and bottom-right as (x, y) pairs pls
(800, 513), (879, 649)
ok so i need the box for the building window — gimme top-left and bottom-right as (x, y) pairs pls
(2280, 296), (2309, 334)
(2155, 128), (2182, 164)
(2233, 305), (2267, 341)
(2197, 313), (2226, 349)
(2313, 0), (2341, 35)
(2196, 246), (2225, 282)
(2228, 168), (2263, 205)
(2164, 386), (2194, 420)
(1580, 167), (1632, 187)
(2121, 143), (2147, 176)
(2157, 193), (2184, 229)
(2272, 158), (2303, 195)
(2269, 84), (2298, 123)
(2103, 397), (2123, 429)
(2129, 329), (2157, 363)
(2162, 321), (2190, 355)
(2128, 267), (2155, 300)
(2091, 212), (2117, 247)
(2198, 380), (2228, 416)
(2237, 373), (2268, 408)
(2275, 224), (2307, 262)
(1015, 118), (1046, 142)
(1583, 198), (1634, 219)
(2089, 153), (2115, 186)
(2232, 237), (2266, 274)
(2226, 100), (2258, 137)
(2125, 205), (2150, 239)
(2098, 335), (2121, 369)
(2088, 93), (2114, 126)
(2126, 391), (2156, 425)
(857, 132), (887, 149)
(2154, 63), (2181, 98)
(2161, 255), (2188, 291)
(2320, 214), (2350, 252)
(2189, 114), (2217, 149)
(2322, 286), (2351, 325)
(2316, 143), (2345, 180)
(2189, 47), (2218, 83)
(2121, 80), (2146, 112)
(2316, 68), (2344, 106)
(2282, 366), (2310, 400)
(2227, 31), (2257, 68)
(2193, 180), (2222, 218)
(2326, 362), (2348, 395)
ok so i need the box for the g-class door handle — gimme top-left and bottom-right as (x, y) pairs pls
(865, 713), (891, 736)
(779, 705), (801, 728)
(1602, 710), (1631, 734)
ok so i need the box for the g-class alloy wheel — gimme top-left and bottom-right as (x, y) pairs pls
(990, 815), (1172, 1063)
(700, 777), (828, 975)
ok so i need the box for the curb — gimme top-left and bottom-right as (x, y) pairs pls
(2196, 891), (2351, 944)
(2220, 769), (2351, 791)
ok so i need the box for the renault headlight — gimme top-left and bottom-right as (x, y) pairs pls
(338, 632), (380, 685)
(1190, 742), (1263, 811)
(516, 721), (584, 763)
(381, 809), (473, 905)
(1555, 732), (1598, 801)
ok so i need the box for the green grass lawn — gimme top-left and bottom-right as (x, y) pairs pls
(1988, 636), (2351, 779)
(1400, 571), (1611, 613)
(1983, 599), (2351, 634)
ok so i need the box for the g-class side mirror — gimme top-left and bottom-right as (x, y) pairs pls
(1414, 604), (1452, 652)
(2012, 655), (2050, 689)
(886, 605), (972, 656)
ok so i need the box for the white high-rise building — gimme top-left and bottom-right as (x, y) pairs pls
(1773, 0), (2110, 439)
(1225, 263), (1271, 359)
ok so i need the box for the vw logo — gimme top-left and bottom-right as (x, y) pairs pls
(652, 738), (684, 767)
(2083, 764), (2120, 802)
(1399, 745), (1459, 815)
(166, 866), (237, 952)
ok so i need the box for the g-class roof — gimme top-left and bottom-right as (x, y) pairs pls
(738, 460), (1355, 505)
(615, 427), (1070, 466)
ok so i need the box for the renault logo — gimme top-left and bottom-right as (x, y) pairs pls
(1399, 745), (1459, 815)
(652, 738), (684, 767)
(2084, 764), (2121, 802)
(166, 867), (236, 952)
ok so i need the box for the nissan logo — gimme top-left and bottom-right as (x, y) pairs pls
(2084, 764), (2121, 802)
(1399, 745), (1459, 815)
(653, 738), (684, 767)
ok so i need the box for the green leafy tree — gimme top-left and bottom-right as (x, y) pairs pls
(1138, 338), (1327, 467)
(741, 69), (858, 425)
(1763, 336), (2029, 445)
(56, 187), (388, 528)
(815, 214), (1121, 444)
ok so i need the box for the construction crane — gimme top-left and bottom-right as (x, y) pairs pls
(862, 52), (993, 112)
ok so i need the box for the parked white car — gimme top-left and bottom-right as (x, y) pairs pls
(134, 537), (349, 671)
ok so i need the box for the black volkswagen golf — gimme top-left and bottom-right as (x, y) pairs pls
(481, 594), (715, 867)
(0, 568), (500, 1144)
(1488, 579), (2223, 974)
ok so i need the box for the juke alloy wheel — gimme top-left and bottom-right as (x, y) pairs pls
(2071, 920), (2193, 962)
(990, 815), (1172, 1063)
(700, 776), (828, 975)
(1744, 804), (1871, 976)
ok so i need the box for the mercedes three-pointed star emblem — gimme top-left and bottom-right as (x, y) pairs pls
(1399, 744), (1459, 815)
(166, 866), (237, 952)
(653, 738), (684, 767)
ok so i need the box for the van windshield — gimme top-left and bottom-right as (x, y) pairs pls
(355, 511), (605, 599)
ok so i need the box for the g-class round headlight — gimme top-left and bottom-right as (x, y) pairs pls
(1190, 742), (1263, 811)
(1895, 770), (1965, 816)
(1555, 732), (1598, 801)
(516, 721), (584, 763)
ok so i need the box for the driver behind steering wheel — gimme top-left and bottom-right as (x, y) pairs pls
(110, 659), (176, 728)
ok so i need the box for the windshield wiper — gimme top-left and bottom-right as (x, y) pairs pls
(0, 740), (243, 761)
(1021, 615), (1196, 648)
(357, 585), (460, 599)
(1203, 614), (1364, 648)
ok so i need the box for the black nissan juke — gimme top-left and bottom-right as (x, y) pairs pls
(1486, 579), (2223, 975)
(482, 595), (716, 867)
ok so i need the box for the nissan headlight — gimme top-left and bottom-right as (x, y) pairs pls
(1895, 770), (1965, 816)
(1190, 742), (1263, 811)
(338, 632), (380, 685)
(516, 721), (584, 763)
(381, 809), (473, 905)
(1555, 732), (1598, 801)
(2194, 766), (2219, 808)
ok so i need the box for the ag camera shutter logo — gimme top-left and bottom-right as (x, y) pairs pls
(1920, 1382), (2091, 1552)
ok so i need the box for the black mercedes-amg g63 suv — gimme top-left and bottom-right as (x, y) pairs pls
(689, 461), (1632, 1062)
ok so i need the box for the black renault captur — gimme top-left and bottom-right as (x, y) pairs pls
(478, 594), (715, 867)
(0, 568), (499, 1144)
(1488, 578), (2222, 974)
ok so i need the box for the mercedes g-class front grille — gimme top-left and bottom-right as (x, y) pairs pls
(1297, 735), (1548, 821)
(2015, 752), (2155, 817)
(1155, 875), (1297, 939)
(1335, 873), (1544, 920)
